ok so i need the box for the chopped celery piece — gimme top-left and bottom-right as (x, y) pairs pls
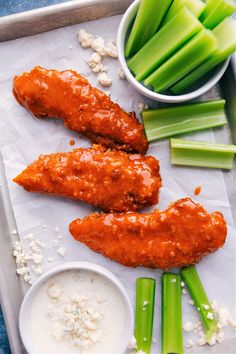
(145, 29), (218, 93)
(170, 138), (236, 169)
(142, 99), (227, 142)
(171, 17), (236, 94)
(128, 8), (203, 81)
(125, 0), (173, 58)
(200, 0), (236, 29)
(181, 266), (218, 341)
(135, 278), (156, 354)
(163, 0), (205, 25)
(162, 273), (183, 354)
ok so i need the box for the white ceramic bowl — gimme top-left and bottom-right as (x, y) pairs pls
(19, 262), (134, 353)
(117, 0), (230, 103)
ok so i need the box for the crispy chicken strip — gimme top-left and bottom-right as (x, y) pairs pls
(13, 145), (161, 212)
(13, 66), (148, 154)
(69, 198), (227, 269)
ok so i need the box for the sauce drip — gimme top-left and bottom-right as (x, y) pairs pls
(194, 186), (202, 195)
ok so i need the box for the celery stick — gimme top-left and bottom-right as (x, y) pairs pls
(162, 273), (183, 354)
(135, 278), (156, 354)
(170, 138), (236, 169)
(181, 266), (218, 341)
(163, 0), (205, 25)
(200, 0), (236, 29)
(171, 17), (236, 94)
(145, 29), (218, 93)
(125, 0), (173, 58)
(128, 8), (203, 81)
(142, 100), (227, 142)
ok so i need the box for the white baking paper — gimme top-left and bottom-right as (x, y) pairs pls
(0, 15), (235, 354)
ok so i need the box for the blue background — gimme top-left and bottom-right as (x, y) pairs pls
(0, 1), (72, 352)
(0, 0), (71, 16)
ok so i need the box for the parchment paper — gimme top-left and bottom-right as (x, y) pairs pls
(0, 15), (235, 353)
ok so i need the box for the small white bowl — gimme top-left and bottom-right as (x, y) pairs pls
(19, 262), (134, 353)
(117, 0), (230, 103)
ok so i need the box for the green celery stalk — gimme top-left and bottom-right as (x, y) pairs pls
(170, 138), (236, 169)
(163, 0), (205, 25)
(200, 0), (236, 29)
(181, 266), (218, 341)
(128, 7), (203, 81)
(142, 100), (226, 142)
(162, 273), (183, 354)
(135, 278), (156, 354)
(171, 17), (236, 94)
(144, 29), (218, 93)
(125, 0), (173, 58)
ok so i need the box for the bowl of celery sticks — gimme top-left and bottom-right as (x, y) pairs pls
(117, 0), (236, 103)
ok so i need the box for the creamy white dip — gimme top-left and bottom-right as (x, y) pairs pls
(30, 270), (126, 353)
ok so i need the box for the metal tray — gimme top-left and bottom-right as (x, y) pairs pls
(0, 1), (235, 353)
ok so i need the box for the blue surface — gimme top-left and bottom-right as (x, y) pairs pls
(0, 0), (72, 17)
(0, 309), (10, 354)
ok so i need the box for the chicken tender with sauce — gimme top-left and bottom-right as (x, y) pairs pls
(13, 145), (161, 212)
(13, 66), (148, 154)
(69, 198), (227, 269)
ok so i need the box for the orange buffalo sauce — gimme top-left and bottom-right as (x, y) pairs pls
(70, 197), (227, 269)
(194, 186), (202, 196)
(13, 66), (148, 154)
(13, 145), (161, 213)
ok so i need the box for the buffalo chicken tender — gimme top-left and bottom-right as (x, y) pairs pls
(69, 198), (227, 269)
(13, 66), (148, 154)
(13, 145), (161, 212)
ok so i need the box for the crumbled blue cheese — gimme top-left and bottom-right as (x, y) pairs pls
(45, 284), (104, 350)
(98, 73), (112, 87)
(91, 37), (107, 56)
(77, 29), (120, 86)
(57, 246), (66, 257)
(13, 235), (44, 284)
(138, 103), (149, 113)
(183, 321), (194, 332)
(86, 53), (107, 73)
(77, 29), (93, 48)
(203, 304), (210, 310)
(128, 335), (137, 349)
(105, 40), (118, 58)
(206, 312), (214, 320)
(47, 281), (64, 299)
(185, 339), (193, 348)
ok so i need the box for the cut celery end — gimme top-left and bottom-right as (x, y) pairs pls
(200, 0), (236, 29)
(142, 100), (227, 141)
(171, 17), (236, 94)
(144, 29), (218, 93)
(125, 0), (172, 58)
(171, 138), (236, 153)
(163, 0), (205, 25)
(171, 148), (235, 170)
(135, 278), (156, 354)
(181, 266), (218, 341)
(170, 138), (236, 169)
(162, 273), (183, 354)
(128, 7), (203, 81)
